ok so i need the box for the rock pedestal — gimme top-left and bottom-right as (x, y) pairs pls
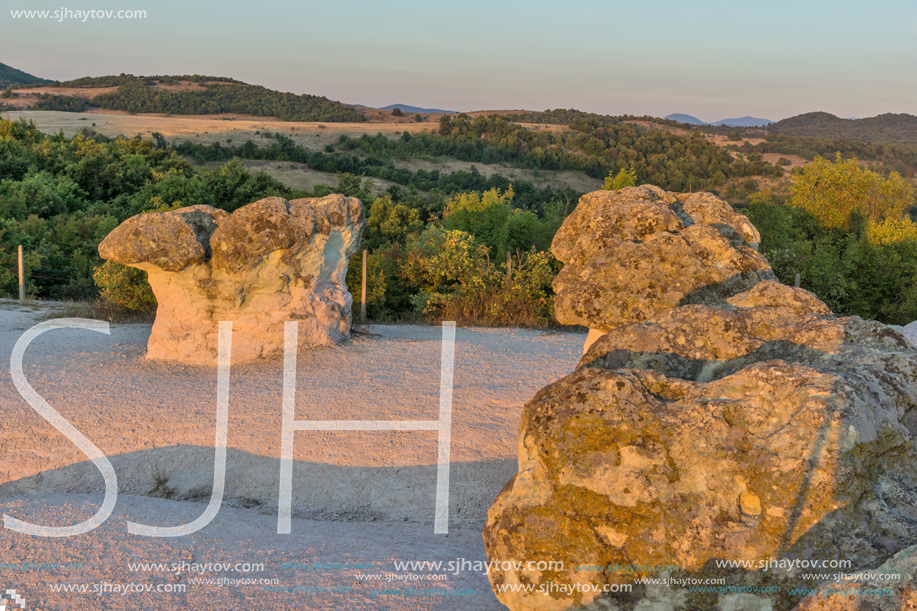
(99, 195), (365, 365)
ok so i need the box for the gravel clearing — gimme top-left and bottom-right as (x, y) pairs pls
(0, 300), (585, 610)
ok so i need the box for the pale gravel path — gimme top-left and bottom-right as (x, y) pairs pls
(0, 300), (585, 610)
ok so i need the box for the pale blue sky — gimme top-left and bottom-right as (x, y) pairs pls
(1, 0), (914, 120)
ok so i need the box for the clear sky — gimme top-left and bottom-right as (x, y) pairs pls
(2, 0), (915, 121)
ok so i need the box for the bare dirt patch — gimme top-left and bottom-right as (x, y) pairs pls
(762, 152), (807, 171)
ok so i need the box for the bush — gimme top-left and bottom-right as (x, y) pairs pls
(777, 157), (791, 166)
(790, 154), (914, 230)
(866, 216), (917, 247)
(424, 249), (558, 327)
(391, 108), (403, 117)
(602, 167), (637, 190)
(92, 261), (157, 312)
(743, 188), (917, 324)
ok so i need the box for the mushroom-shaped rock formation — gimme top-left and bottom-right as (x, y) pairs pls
(484, 189), (917, 611)
(99, 195), (365, 365)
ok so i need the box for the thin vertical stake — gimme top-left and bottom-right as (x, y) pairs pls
(506, 252), (512, 282)
(18, 245), (24, 302)
(361, 250), (367, 323)
(795, 273), (801, 288)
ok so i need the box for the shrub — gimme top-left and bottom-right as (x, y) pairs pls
(790, 154), (914, 230)
(92, 261), (157, 312)
(602, 167), (637, 190)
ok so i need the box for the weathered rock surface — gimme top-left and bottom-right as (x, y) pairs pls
(484, 189), (917, 611)
(551, 186), (772, 342)
(901, 320), (917, 350)
(99, 195), (364, 364)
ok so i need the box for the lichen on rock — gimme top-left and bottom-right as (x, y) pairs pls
(484, 188), (917, 611)
(99, 194), (365, 365)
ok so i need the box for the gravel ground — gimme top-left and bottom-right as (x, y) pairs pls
(0, 300), (585, 610)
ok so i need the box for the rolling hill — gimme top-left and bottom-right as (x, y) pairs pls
(0, 62), (52, 89)
(768, 111), (917, 143)
(8, 73), (365, 122)
(379, 103), (456, 114)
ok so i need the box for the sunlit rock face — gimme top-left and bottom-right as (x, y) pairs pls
(551, 185), (771, 355)
(484, 189), (917, 611)
(99, 195), (364, 365)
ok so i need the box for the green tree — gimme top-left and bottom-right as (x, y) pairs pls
(391, 108), (403, 117)
(363, 194), (423, 250)
(442, 187), (515, 259)
(790, 154), (914, 230)
(602, 167), (637, 190)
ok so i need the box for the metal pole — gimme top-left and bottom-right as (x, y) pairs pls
(18, 245), (24, 302)
(361, 249), (367, 323)
(795, 273), (801, 288)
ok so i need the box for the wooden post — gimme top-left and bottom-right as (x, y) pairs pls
(794, 273), (801, 288)
(17, 245), (24, 302)
(361, 249), (367, 323)
(506, 252), (512, 282)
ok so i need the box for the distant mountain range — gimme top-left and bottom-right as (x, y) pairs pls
(378, 104), (456, 114)
(0, 62), (52, 89)
(665, 113), (774, 127)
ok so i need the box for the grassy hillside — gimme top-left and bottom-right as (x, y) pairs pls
(0, 62), (52, 88)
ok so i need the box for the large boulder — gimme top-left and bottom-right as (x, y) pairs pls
(99, 195), (365, 365)
(483, 189), (917, 611)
